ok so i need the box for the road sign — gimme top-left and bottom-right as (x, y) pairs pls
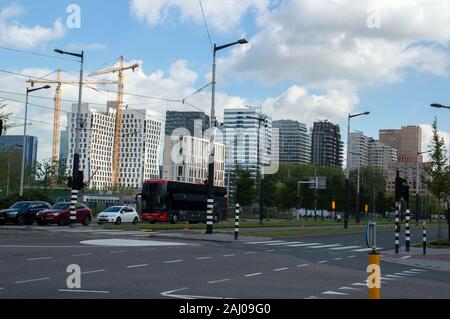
(309, 177), (326, 190)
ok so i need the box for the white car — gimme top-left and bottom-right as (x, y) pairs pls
(96, 206), (140, 225)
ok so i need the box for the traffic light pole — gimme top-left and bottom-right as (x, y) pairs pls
(69, 51), (84, 227)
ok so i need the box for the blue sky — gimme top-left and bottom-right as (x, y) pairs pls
(1, 0), (450, 160)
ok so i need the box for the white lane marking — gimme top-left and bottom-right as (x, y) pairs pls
(322, 291), (349, 296)
(410, 269), (427, 272)
(310, 244), (342, 249)
(401, 256), (411, 260)
(352, 248), (376, 252)
(196, 257), (212, 260)
(273, 268), (289, 272)
(334, 258), (344, 261)
(305, 296), (320, 299)
(126, 264), (148, 269)
(265, 250), (275, 252)
(330, 246), (362, 251)
(348, 255), (356, 258)
(15, 277), (51, 284)
(208, 279), (230, 284)
(245, 272), (263, 277)
(245, 240), (284, 244)
(26, 257), (52, 261)
(245, 252), (257, 255)
(287, 243), (322, 247)
(81, 239), (187, 247)
(81, 269), (105, 275)
(58, 289), (110, 294)
(297, 264), (309, 268)
(266, 242), (303, 246)
(264, 241), (287, 246)
(403, 271), (419, 274)
(386, 275), (402, 278)
(317, 260), (328, 264)
(109, 250), (127, 254)
(141, 248), (156, 251)
(223, 254), (235, 257)
(339, 287), (362, 291)
(72, 253), (94, 257)
(395, 273), (413, 276)
(380, 277), (395, 281)
(165, 260), (184, 264)
(352, 283), (367, 286)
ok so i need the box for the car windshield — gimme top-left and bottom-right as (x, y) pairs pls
(52, 203), (70, 210)
(10, 202), (30, 210)
(104, 207), (122, 212)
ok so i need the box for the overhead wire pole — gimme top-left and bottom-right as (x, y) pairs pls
(54, 49), (84, 227)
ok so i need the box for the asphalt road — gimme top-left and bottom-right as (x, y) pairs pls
(0, 225), (449, 299)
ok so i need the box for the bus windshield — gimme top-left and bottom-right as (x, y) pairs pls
(142, 182), (166, 211)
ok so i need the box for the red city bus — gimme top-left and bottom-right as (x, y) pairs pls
(137, 179), (228, 224)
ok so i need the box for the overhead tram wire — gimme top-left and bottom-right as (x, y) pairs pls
(198, 0), (214, 51)
(0, 46), (80, 62)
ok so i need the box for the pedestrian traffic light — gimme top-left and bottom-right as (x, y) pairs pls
(68, 170), (85, 190)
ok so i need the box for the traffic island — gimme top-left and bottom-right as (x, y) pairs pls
(381, 247), (450, 272)
(148, 231), (270, 243)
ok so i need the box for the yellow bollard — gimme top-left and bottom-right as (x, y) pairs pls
(367, 252), (381, 299)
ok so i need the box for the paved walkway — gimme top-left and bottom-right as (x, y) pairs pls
(381, 247), (450, 272)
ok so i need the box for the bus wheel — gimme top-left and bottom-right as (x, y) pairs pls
(170, 214), (178, 224)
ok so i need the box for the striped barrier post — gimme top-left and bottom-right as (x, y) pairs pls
(206, 198), (214, 235)
(235, 203), (240, 240)
(69, 189), (78, 227)
(423, 222), (427, 255)
(405, 209), (411, 252)
(395, 202), (400, 254)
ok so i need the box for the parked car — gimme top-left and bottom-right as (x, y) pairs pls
(36, 202), (92, 226)
(0, 201), (52, 225)
(96, 206), (140, 225)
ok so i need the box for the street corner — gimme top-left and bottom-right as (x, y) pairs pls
(380, 248), (450, 272)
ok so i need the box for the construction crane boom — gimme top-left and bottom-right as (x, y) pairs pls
(25, 70), (118, 186)
(88, 57), (139, 189)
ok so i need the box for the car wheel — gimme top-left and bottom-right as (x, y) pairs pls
(133, 217), (139, 225)
(57, 216), (68, 226)
(170, 214), (178, 224)
(16, 215), (26, 226)
(115, 217), (122, 225)
(82, 216), (91, 226)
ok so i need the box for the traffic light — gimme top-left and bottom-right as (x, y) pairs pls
(68, 170), (85, 190)
(395, 173), (410, 204)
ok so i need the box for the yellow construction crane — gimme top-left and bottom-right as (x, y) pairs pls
(88, 57), (139, 188)
(26, 70), (118, 186)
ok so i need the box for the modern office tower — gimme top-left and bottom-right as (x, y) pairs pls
(311, 121), (343, 167)
(0, 135), (38, 169)
(368, 138), (398, 172)
(165, 111), (210, 138)
(348, 132), (370, 171)
(59, 130), (68, 163)
(273, 120), (311, 164)
(379, 126), (422, 163)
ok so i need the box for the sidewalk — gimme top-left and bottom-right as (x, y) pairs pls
(381, 247), (450, 272)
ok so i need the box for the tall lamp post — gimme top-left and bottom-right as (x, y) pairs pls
(55, 49), (84, 227)
(206, 39), (248, 235)
(344, 111), (370, 229)
(416, 150), (432, 224)
(20, 85), (51, 197)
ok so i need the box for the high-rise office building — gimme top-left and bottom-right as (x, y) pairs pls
(348, 132), (370, 170)
(379, 126), (422, 163)
(67, 102), (163, 190)
(165, 111), (210, 138)
(0, 135), (38, 168)
(311, 121), (343, 167)
(59, 130), (68, 163)
(223, 106), (272, 178)
(273, 120), (311, 164)
(368, 138), (397, 172)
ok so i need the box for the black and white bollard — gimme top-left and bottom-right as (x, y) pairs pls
(395, 203), (400, 254)
(206, 198), (214, 234)
(423, 222), (427, 255)
(69, 189), (78, 227)
(235, 203), (240, 240)
(405, 209), (411, 252)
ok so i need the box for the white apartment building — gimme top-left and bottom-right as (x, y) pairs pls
(67, 102), (163, 190)
(162, 134), (225, 187)
(368, 138), (398, 172)
(348, 132), (370, 170)
(223, 106), (272, 178)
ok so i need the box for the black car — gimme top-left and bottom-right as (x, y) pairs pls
(0, 201), (52, 226)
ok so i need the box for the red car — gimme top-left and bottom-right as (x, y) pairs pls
(36, 202), (92, 226)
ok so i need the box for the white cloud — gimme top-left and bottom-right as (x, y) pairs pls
(129, 0), (269, 32)
(222, 0), (450, 88)
(0, 4), (66, 49)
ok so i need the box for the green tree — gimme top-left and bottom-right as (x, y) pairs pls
(232, 167), (256, 207)
(424, 118), (450, 240)
(34, 158), (53, 191)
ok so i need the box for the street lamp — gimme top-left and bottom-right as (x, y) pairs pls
(55, 49), (84, 227)
(431, 103), (450, 109)
(206, 39), (248, 235)
(415, 150), (432, 224)
(246, 113), (268, 225)
(344, 111), (370, 229)
(19, 85), (51, 197)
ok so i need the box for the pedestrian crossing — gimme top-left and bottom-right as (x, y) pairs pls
(245, 240), (383, 253)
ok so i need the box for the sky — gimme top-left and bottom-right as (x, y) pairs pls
(0, 0), (449, 162)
